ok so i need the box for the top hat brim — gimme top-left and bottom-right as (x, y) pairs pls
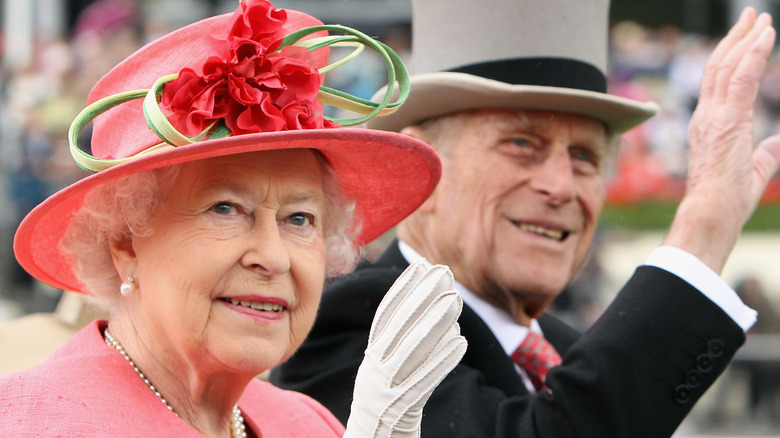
(13, 128), (440, 293)
(366, 72), (659, 133)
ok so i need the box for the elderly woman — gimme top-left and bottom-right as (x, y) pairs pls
(0, 1), (466, 437)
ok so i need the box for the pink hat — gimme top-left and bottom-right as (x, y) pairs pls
(14, 0), (440, 293)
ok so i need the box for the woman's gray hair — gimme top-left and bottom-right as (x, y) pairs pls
(60, 152), (361, 310)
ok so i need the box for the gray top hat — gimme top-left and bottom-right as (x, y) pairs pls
(367, 0), (659, 133)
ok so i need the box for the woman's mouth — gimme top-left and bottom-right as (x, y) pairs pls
(219, 297), (285, 312)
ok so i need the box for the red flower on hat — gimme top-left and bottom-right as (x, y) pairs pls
(160, 0), (337, 137)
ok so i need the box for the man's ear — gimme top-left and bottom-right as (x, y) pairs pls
(109, 237), (137, 281)
(401, 125), (438, 213)
(400, 125), (426, 142)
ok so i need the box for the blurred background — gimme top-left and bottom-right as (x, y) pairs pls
(0, 0), (779, 436)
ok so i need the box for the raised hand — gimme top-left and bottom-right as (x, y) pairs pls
(665, 7), (780, 273)
(343, 262), (467, 438)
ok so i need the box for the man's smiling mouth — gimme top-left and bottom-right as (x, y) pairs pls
(219, 298), (285, 312)
(512, 221), (569, 241)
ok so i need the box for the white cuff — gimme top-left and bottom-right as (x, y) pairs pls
(644, 246), (756, 332)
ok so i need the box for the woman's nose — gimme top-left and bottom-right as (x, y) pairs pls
(240, 217), (291, 276)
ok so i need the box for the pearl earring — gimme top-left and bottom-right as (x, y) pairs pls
(120, 276), (135, 296)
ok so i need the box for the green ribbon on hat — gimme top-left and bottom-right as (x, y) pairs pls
(279, 24), (409, 125)
(69, 24), (409, 173)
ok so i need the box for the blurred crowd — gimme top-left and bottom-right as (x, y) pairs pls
(1, 0), (154, 316)
(607, 20), (780, 203)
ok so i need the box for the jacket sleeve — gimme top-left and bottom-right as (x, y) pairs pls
(271, 265), (745, 438)
(515, 265), (745, 438)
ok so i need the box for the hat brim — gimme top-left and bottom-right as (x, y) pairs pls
(367, 72), (659, 133)
(14, 128), (440, 293)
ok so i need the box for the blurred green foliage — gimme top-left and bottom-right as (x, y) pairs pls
(601, 202), (780, 231)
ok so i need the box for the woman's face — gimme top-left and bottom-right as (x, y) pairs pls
(118, 149), (328, 374)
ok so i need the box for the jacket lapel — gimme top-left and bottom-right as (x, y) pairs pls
(373, 240), (579, 397)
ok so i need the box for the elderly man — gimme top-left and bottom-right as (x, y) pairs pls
(270, 0), (780, 436)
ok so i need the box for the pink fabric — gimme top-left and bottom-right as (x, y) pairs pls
(0, 320), (345, 437)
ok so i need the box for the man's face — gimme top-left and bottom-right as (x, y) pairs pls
(412, 109), (609, 323)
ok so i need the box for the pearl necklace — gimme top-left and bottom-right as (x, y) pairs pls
(104, 329), (247, 438)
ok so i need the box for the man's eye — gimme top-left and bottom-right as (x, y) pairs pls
(511, 138), (530, 148)
(570, 148), (601, 174)
(210, 202), (236, 215)
(572, 151), (591, 162)
(570, 148), (599, 165)
(288, 213), (313, 227)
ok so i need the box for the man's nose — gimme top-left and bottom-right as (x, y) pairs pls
(529, 150), (575, 206)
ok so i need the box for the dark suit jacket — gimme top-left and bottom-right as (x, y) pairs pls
(271, 241), (745, 437)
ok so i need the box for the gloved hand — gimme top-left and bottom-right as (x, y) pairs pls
(343, 261), (467, 438)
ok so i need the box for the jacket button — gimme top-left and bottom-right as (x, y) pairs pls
(686, 369), (702, 387)
(708, 339), (724, 357)
(675, 385), (690, 404)
(697, 354), (713, 372)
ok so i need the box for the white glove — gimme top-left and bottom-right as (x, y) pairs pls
(343, 261), (467, 438)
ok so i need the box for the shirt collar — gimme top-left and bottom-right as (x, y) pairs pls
(397, 240), (541, 355)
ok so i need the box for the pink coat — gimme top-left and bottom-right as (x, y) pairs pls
(0, 320), (345, 437)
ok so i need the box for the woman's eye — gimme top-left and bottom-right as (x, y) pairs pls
(287, 212), (313, 227)
(210, 202), (236, 215)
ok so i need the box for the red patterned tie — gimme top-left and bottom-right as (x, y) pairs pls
(511, 332), (562, 392)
